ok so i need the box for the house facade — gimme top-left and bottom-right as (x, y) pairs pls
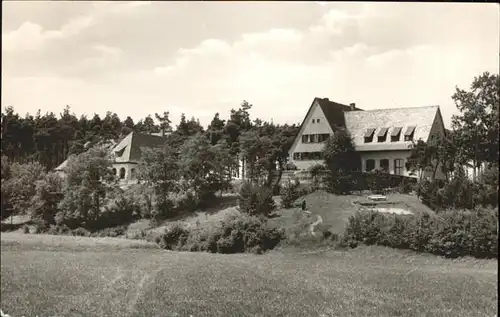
(288, 97), (447, 180)
(110, 131), (168, 183)
(54, 132), (169, 183)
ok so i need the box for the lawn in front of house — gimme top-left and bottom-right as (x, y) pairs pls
(1, 232), (497, 317)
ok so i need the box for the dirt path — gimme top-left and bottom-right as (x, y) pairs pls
(309, 215), (323, 237)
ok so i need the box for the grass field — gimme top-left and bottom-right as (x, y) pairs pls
(296, 190), (434, 235)
(1, 232), (497, 317)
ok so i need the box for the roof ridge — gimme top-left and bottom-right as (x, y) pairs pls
(353, 105), (439, 112)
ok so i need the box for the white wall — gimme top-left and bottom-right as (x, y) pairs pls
(112, 162), (138, 182)
(288, 101), (334, 170)
(360, 151), (414, 177)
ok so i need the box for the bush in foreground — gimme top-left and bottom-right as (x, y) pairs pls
(341, 207), (498, 259)
(156, 213), (285, 254)
(238, 182), (276, 217)
(281, 180), (303, 208)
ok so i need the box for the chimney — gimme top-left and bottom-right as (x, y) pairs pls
(349, 103), (356, 111)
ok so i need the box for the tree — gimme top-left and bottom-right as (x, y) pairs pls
(206, 112), (225, 145)
(405, 136), (457, 182)
(101, 112), (122, 140)
(451, 72), (499, 181)
(322, 128), (360, 194)
(56, 146), (116, 228)
(29, 172), (63, 225)
(176, 113), (204, 137)
(141, 115), (160, 134)
(2, 161), (47, 216)
(179, 134), (234, 204)
(137, 144), (180, 218)
(155, 111), (172, 134)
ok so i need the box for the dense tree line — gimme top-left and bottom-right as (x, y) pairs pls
(1, 100), (300, 227)
(1, 72), (497, 229)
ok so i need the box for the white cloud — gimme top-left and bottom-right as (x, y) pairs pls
(2, 15), (94, 52)
(2, 3), (498, 130)
(92, 44), (123, 56)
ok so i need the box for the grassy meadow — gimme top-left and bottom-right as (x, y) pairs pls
(1, 232), (497, 317)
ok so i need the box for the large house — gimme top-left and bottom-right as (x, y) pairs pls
(288, 97), (446, 180)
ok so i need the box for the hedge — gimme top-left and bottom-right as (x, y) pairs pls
(341, 207), (498, 259)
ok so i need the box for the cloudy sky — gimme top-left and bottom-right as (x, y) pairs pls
(2, 1), (499, 128)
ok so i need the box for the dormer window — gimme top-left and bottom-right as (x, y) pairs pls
(377, 127), (389, 142)
(115, 147), (125, 157)
(391, 127), (402, 142)
(364, 128), (376, 143)
(404, 126), (416, 141)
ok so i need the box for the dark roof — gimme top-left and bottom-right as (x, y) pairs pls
(391, 127), (403, 137)
(112, 132), (167, 163)
(364, 128), (376, 138)
(404, 126), (416, 136)
(315, 98), (363, 129)
(377, 127), (389, 137)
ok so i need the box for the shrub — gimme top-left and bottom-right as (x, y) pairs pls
(157, 222), (190, 250)
(128, 229), (148, 240)
(415, 175), (497, 211)
(238, 182), (276, 217)
(175, 190), (200, 213)
(156, 213), (285, 254)
(95, 226), (126, 238)
(315, 223), (339, 241)
(122, 184), (155, 219)
(72, 227), (91, 237)
(341, 207), (498, 259)
(281, 180), (303, 208)
(153, 198), (176, 220)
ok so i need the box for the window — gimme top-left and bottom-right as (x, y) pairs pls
(317, 118), (320, 123)
(293, 153), (301, 160)
(313, 134), (319, 143)
(119, 168), (126, 179)
(377, 128), (389, 142)
(380, 159), (389, 172)
(404, 126), (416, 141)
(318, 134), (330, 142)
(391, 127), (402, 142)
(312, 119), (316, 124)
(364, 128), (376, 143)
(112, 168), (117, 176)
(366, 159), (375, 171)
(311, 152), (323, 160)
(302, 135), (309, 143)
(131, 168), (136, 179)
(377, 127), (389, 142)
(394, 159), (404, 175)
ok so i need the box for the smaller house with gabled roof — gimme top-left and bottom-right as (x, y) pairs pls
(288, 97), (446, 180)
(111, 131), (168, 182)
(54, 132), (169, 183)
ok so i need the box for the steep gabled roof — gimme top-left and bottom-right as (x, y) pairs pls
(315, 97), (363, 129)
(112, 132), (167, 163)
(288, 97), (362, 153)
(344, 106), (440, 152)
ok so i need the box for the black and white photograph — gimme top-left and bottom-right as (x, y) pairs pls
(1, 1), (498, 316)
